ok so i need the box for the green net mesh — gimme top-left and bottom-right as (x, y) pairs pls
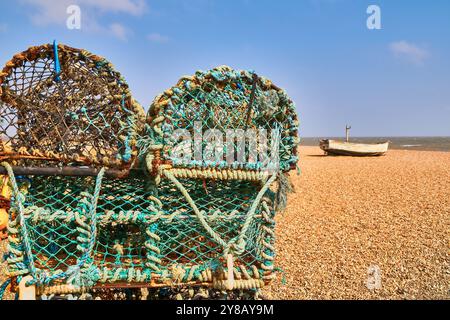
(144, 65), (299, 172)
(5, 175), (275, 289)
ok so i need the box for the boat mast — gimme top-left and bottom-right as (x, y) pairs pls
(346, 125), (351, 142)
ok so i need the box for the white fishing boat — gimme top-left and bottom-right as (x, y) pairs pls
(320, 139), (389, 156)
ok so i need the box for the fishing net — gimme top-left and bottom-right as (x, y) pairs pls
(0, 60), (299, 299)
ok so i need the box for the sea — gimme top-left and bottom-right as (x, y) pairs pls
(300, 137), (450, 152)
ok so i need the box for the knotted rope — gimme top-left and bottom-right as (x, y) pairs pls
(162, 167), (277, 289)
(1, 162), (38, 280)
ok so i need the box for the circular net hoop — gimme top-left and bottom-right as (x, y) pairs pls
(0, 44), (145, 169)
(144, 65), (299, 174)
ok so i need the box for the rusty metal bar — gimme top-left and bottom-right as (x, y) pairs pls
(0, 166), (134, 178)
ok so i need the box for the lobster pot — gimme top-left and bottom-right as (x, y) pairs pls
(136, 65), (300, 291)
(1, 62), (299, 297)
(0, 44), (144, 169)
(6, 175), (275, 291)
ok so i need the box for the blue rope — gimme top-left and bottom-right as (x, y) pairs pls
(0, 279), (11, 300)
(53, 40), (61, 82)
(1, 162), (37, 279)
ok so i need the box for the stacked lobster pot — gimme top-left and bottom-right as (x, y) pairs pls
(0, 43), (299, 299)
(0, 43), (146, 298)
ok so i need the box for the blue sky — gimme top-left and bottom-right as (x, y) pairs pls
(0, 0), (449, 137)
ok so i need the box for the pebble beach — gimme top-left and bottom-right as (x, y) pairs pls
(1, 146), (448, 300)
(264, 146), (449, 299)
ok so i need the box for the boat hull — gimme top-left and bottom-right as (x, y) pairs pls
(319, 139), (389, 156)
